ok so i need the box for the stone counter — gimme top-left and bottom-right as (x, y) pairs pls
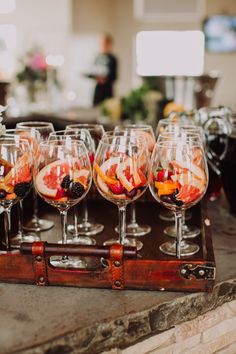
(0, 195), (235, 354)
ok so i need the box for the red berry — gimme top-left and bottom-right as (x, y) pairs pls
(157, 169), (172, 181)
(107, 181), (125, 195)
(89, 153), (94, 165)
(55, 188), (66, 199)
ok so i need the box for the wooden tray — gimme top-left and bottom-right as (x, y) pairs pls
(0, 199), (215, 292)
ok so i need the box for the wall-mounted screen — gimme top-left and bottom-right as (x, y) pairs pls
(204, 15), (236, 53)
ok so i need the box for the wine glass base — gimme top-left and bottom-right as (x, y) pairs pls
(66, 236), (96, 246)
(23, 217), (54, 232)
(50, 256), (87, 269)
(103, 237), (143, 251)
(68, 222), (104, 236)
(11, 233), (41, 248)
(164, 225), (200, 239)
(115, 223), (151, 237)
(159, 210), (192, 222)
(159, 241), (200, 257)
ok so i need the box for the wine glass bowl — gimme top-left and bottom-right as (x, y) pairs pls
(16, 121), (55, 141)
(34, 140), (91, 211)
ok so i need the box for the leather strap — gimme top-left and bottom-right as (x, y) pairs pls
(110, 244), (124, 290)
(32, 242), (48, 286)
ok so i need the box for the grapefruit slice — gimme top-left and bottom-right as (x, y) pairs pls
(176, 184), (202, 204)
(171, 172), (205, 192)
(94, 160), (118, 185)
(4, 152), (31, 186)
(35, 160), (70, 198)
(170, 160), (206, 184)
(96, 157), (128, 199)
(73, 169), (90, 188)
(116, 160), (134, 192)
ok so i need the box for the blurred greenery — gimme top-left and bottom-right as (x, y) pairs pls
(121, 83), (151, 121)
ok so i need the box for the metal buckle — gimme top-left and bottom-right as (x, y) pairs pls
(180, 264), (216, 280)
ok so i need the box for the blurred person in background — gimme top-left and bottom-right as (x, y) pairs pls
(86, 33), (118, 106)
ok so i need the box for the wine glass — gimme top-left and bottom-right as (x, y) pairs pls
(113, 124), (155, 236)
(65, 123), (105, 236)
(93, 132), (150, 250)
(159, 127), (205, 239)
(5, 128), (41, 246)
(149, 137), (208, 258)
(0, 136), (32, 253)
(156, 115), (195, 222)
(16, 121), (55, 232)
(34, 139), (92, 268)
(48, 129), (96, 245)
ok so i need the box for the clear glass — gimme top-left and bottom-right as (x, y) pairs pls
(93, 132), (150, 250)
(113, 124), (155, 236)
(5, 128), (41, 246)
(149, 138), (208, 258)
(48, 129), (96, 245)
(158, 129), (203, 239)
(16, 121), (55, 232)
(0, 136), (32, 253)
(34, 140), (92, 268)
(65, 123), (105, 236)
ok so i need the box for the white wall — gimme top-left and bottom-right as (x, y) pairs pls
(0, 0), (73, 103)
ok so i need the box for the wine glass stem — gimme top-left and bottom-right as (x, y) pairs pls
(130, 203), (136, 224)
(17, 201), (23, 238)
(118, 205), (126, 245)
(32, 188), (39, 222)
(60, 210), (68, 261)
(82, 198), (88, 224)
(175, 211), (183, 259)
(4, 207), (11, 251)
(73, 206), (79, 237)
(182, 210), (186, 228)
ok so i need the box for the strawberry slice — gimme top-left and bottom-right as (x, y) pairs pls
(156, 169), (170, 182)
(107, 181), (125, 195)
(176, 185), (202, 204)
(133, 169), (147, 187)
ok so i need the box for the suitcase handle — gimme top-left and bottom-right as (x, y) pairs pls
(20, 241), (137, 259)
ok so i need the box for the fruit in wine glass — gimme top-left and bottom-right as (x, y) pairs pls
(94, 155), (148, 202)
(0, 152), (32, 202)
(152, 157), (207, 207)
(35, 159), (91, 207)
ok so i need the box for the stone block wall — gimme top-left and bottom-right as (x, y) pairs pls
(104, 300), (236, 354)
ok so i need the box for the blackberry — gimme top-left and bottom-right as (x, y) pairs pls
(14, 182), (31, 198)
(0, 189), (7, 199)
(61, 175), (72, 189)
(171, 190), (184, 206)
(69, 182), (85, 199)
(125, 188), (137, 198)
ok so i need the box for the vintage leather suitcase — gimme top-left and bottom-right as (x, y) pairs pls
(0, 200), (215, 292)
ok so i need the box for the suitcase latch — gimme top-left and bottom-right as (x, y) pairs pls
(180, 264), (216, 280)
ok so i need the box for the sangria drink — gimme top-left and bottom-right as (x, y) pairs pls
(93, 132), (150, 250)
(0, 136), (32, 252)
(150, 138), (208, 257)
